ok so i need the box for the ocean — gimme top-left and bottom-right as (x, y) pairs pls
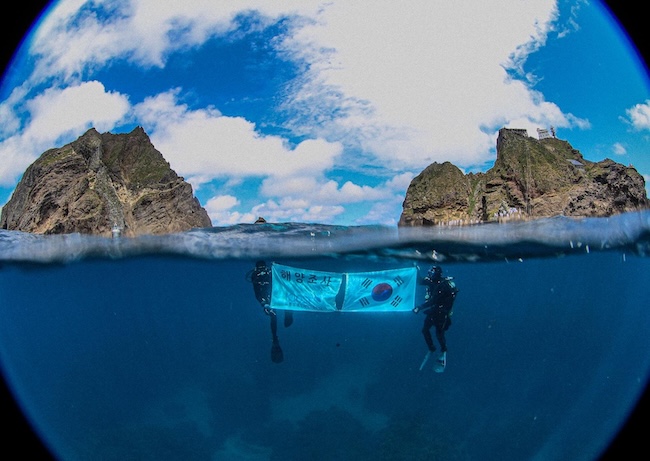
(1, 211), (649, 460)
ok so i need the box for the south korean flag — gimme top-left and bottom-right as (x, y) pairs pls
(341, 267), (417, 312)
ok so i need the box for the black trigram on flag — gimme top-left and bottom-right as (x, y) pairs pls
(361, 278), (372, 288)
(359, 297), (370, 306)
(390, 296), (403, 307)
(393, 276), (404, 286)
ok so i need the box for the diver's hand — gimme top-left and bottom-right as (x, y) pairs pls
(412, 306), (420, 314)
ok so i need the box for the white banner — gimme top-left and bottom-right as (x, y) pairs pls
(341, 267), (417, 312)
(270, 264), (343, 312)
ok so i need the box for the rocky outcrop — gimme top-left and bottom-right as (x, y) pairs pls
(399, 128), (649, 226)
(0, 127), (212, 237)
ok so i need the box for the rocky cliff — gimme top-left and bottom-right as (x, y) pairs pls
(399, 128), (649, 226)
(0, 127), (212, 237)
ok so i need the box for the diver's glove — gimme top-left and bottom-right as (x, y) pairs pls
(412, 306), (420, 314)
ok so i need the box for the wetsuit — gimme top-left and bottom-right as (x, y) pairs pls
(417, 276), (456, 353)
(251, 262), (292, 363)
(251, 263), (278, 341)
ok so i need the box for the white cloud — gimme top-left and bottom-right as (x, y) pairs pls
(0, 81), (129, 185)
(0, 136), (39, 187)
(132, 89), (355, 225)
(28, 1), (584, 174)
(612, 143), (627, 156)
(205, 194), (239, 212)
(217, 172), (406, 225)
(202, 170), (409, 225)
(624, 100), (650, 130)
(133, 90), (343, 184)
(275, 0), (591, 170)
(260, 175), (388, 205)
(384, 172), (416, 195)
(29, 0), (323, 83)
(352, 173), (416, 225)
(24, 81), (130, 141)
(250, 198), (345, 224)
(0, 87), (25, 138)
(204, 194), (254, 225)
(360, 198), (404, 226)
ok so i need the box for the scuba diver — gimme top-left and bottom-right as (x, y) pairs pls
(248, 260), (293, 363)
(413, 265), (458, 372)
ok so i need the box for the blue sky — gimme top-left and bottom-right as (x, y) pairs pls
(0, 0), (649, 227)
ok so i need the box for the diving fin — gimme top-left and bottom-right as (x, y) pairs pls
(284, 310), (294, 328)
(433, 351), (446, 373)
(271, 339), (284, 363)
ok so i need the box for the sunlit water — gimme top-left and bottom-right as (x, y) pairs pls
(1, 211), (649, 460)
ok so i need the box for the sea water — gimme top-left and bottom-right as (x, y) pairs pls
(1, 212), (649, 460)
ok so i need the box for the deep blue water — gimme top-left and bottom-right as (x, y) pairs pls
(1, 213), (649, 460)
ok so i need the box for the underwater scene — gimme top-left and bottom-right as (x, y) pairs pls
(1, 211), (649, 460)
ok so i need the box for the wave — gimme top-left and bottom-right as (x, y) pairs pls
(1, 210), (648, 264)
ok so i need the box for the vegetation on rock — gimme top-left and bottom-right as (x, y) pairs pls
(399, 128), (649, 226)
(0, 127), (212, 237)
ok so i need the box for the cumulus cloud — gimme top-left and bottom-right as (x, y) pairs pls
(249, 198), (345, 224)
(205, 194), (239, 212)
(260, 175), (388, 205)
(24, 81), (130, 141)
(29, 0), (323, 83)
(202, 169), (410, 225)
(361, 198), (405, 226)
(29, 1), (581, 173)
(0, 81), (129, 185)
(199, 170), (409, 225)
(204, 194), (256, 225)
(133, 89), (343, 184)
(384, 172), (416, 194)
(131, 89), (360, 225)
(624, 100), (650, 130)
(0, 136), (40, 187)
(276, 0), (582, 170)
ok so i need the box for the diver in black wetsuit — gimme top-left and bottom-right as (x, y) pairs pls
(413, 265), (458, 368)
(250, 260), (293, 363)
